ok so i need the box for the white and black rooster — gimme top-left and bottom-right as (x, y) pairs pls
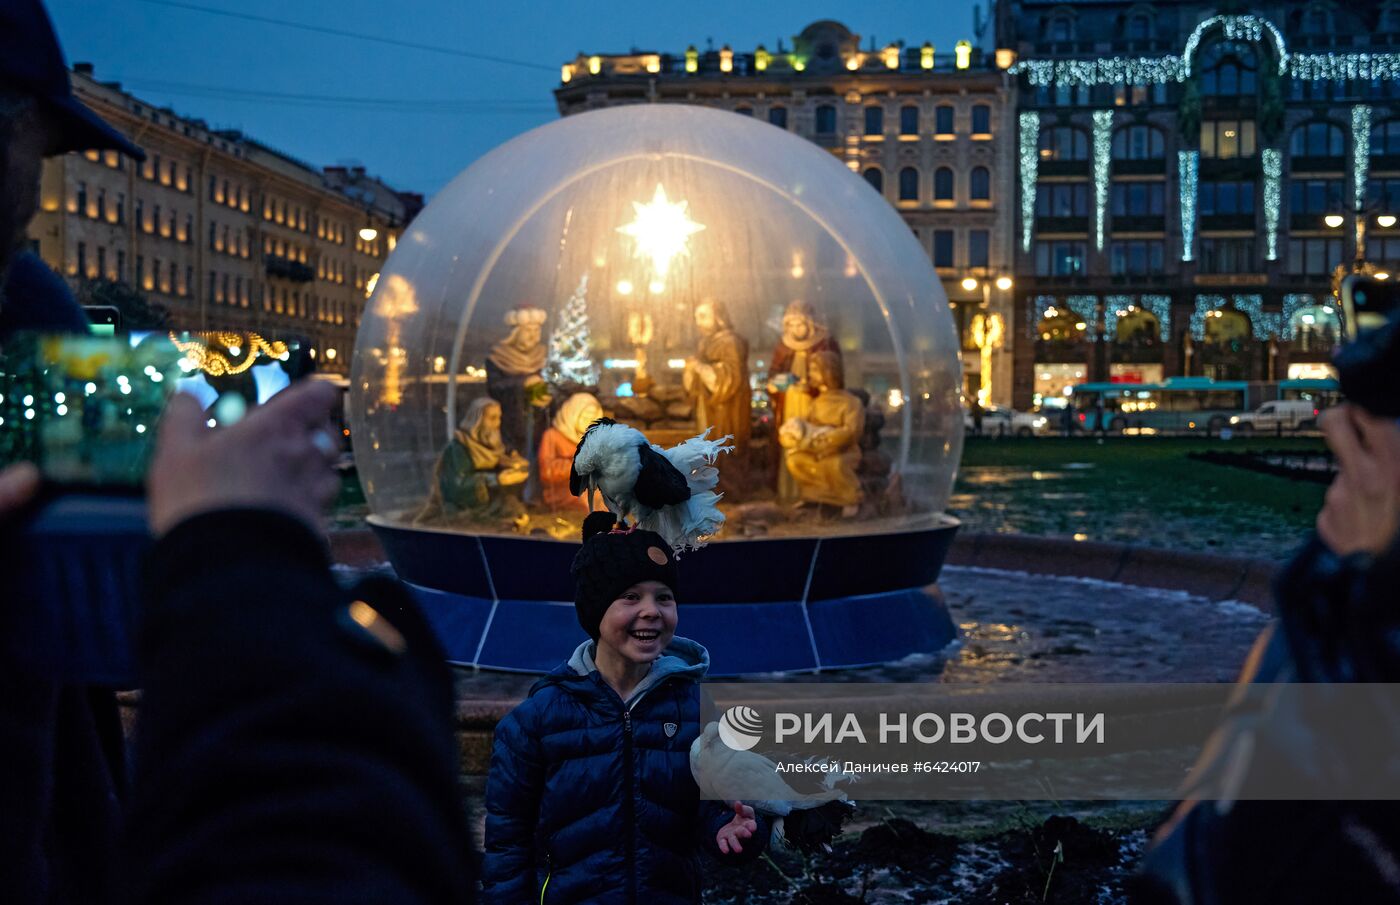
(569, 418), (732, 553)
(690, 720), (857, 854)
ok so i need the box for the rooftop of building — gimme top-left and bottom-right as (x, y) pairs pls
(558, 19), (1010, 85)
(68, 62), (417, 222)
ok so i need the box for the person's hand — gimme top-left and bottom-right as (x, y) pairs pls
(147, 382), (343, 537)
(1317, 404), (1400, 556)
(0, 462), (41, 523)
(716, 801), (758, 855)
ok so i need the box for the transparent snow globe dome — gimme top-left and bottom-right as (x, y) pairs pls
(350, 105), (963, 541)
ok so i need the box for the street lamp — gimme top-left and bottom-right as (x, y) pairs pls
(995, 275), (1014, 291)
(1379, 215), (1398, 229)
(1324, 214), (1345, 229)
(961, 276), (979, 291)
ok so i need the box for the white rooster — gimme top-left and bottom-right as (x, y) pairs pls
(569, 418), (732, 552)
(690, 720), (856, 854)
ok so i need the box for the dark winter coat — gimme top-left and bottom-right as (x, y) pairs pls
(118, 510), (475, 904)
(481, 637), (770, 905)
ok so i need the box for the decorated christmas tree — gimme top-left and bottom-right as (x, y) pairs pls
(544, 274), (599, 386)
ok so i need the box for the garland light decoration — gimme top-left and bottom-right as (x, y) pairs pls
(1143, 295), (1173, 341)
(1092, 110), (1114, 251)
(1354, 105), (1373, 212)
(1179, 151), (1199, 262)
(1009, 13), (1400, 88)
(1263, 149), (1282, 261)
(1019, 112), (1041, 253)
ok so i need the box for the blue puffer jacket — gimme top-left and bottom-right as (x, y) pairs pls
(481, 637), (770, 904)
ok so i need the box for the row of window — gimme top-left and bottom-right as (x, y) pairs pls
(858, 104), (993, 137)
(68, 182), (385, 260)
(863, 166), (992, 203)
(69, 241), (363, 326)
(1041, 119), (1400, 164)
(71, 182), (126, 225)
(1032, 76), (1400, 109)
(928, 228), (992, 269)
(792, 102), (994, 137)
(1032, 236), (1355, 277)
(210, 275), (356, 326)
(139, 152), (192, 193)
(209, 220), (251, 259)
(1035, 176), (1400, 220)
(209, 175), (252, 212)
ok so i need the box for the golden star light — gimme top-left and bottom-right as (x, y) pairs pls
(616, 184), (705, 279)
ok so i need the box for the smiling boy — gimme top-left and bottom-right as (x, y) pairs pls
(481, 511), (769, 904)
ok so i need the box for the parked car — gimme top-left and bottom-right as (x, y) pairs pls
(964, 405), (1051, 437)
(1229, 400), (1321, 432)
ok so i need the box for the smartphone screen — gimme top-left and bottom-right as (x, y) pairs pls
(83, 306), (121, 336)
(0, 330), (313, 487)
(1340, 274), (1400, 339)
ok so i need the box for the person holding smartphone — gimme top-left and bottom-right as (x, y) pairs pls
(1, 3), (473, 903)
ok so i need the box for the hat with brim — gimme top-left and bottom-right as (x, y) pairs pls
(2, 0), (146, 162)
(41, 92), (145, 161)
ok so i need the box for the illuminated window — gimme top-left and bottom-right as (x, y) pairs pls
(1200, 120), (1256, 159)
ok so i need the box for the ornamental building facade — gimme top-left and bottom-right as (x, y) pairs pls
(26, 65), (421, 376)
(999, 0), (1400, 407)
(555, 20), (1018, 406)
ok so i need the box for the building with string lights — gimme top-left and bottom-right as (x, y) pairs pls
(999, 1), (1400, 409)
(25, 64), (422, 376)
(555, 20), (1020, 406)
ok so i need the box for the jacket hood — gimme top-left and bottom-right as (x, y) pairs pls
(534, 636), (709, 708)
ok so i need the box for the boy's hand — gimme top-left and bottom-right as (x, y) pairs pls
(716, 801), (758, 855)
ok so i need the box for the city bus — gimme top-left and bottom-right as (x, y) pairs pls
(1069, 377), (1338, 434)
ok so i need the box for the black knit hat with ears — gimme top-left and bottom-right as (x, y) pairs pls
(570, 512), (679, 640)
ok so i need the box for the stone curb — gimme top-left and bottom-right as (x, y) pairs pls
(943, 533), (1278, 613)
